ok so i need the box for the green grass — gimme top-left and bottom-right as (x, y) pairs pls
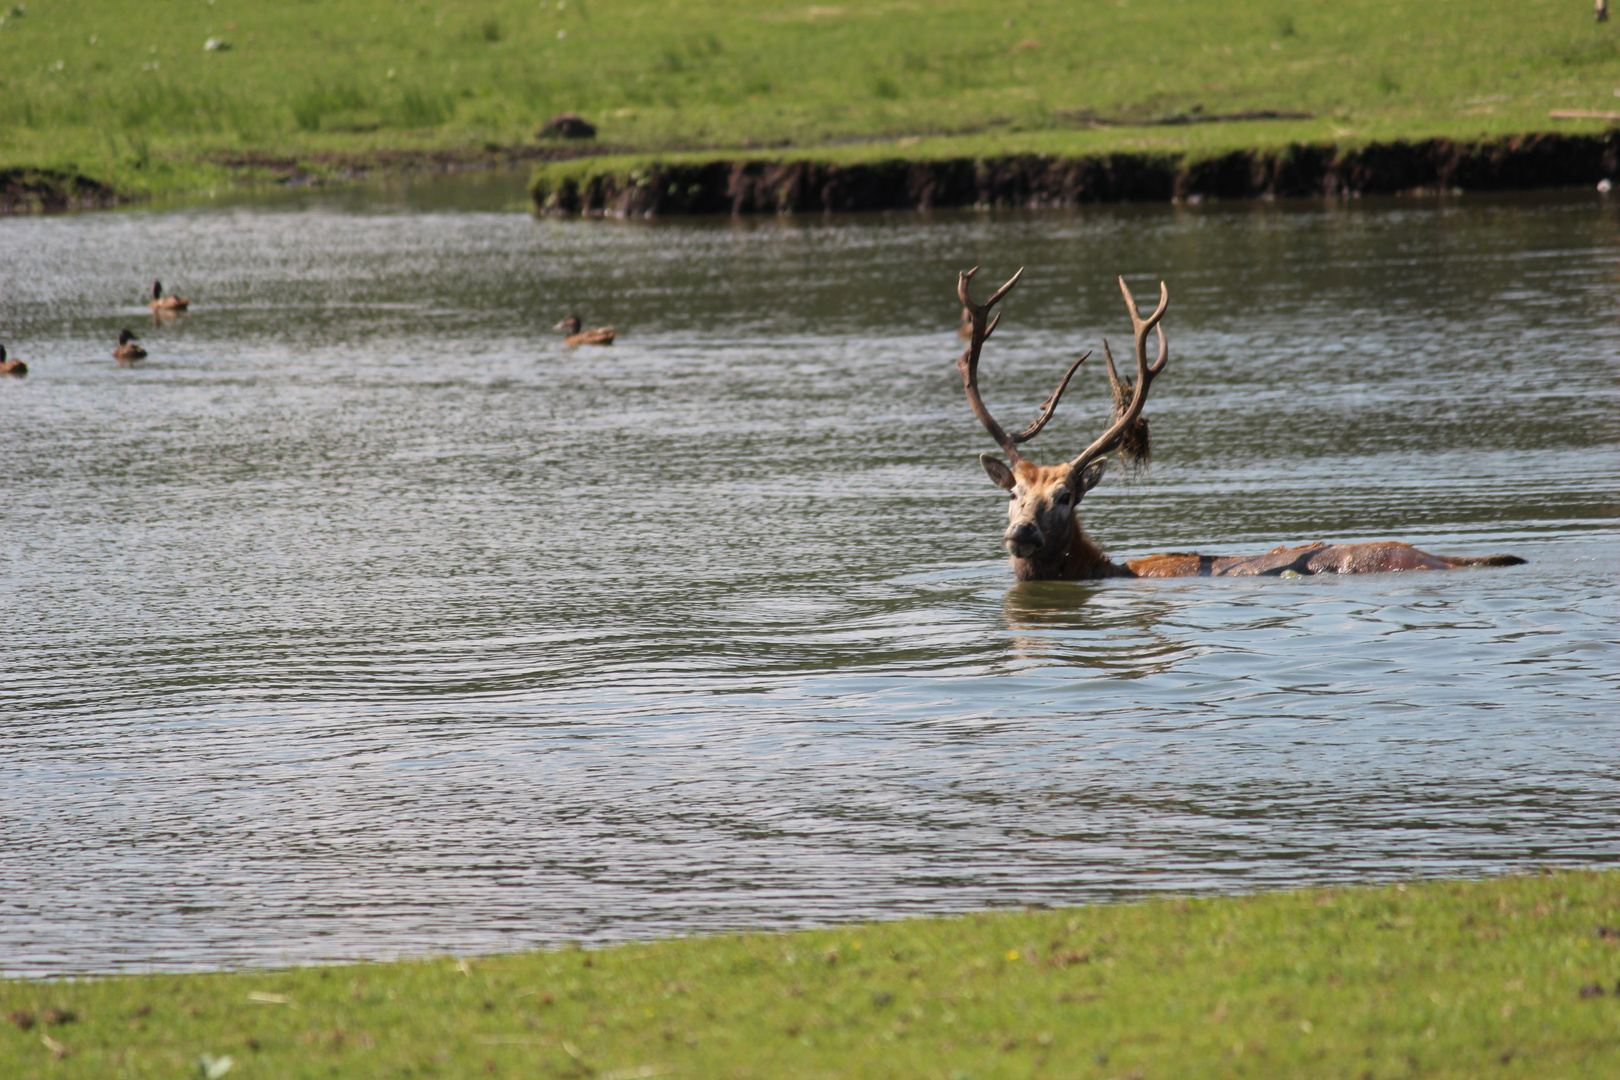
(1, 1), (1619, 202)
(5, 871), (1619, 1078)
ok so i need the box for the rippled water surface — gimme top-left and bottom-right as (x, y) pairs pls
(2, 179), (1617, 976)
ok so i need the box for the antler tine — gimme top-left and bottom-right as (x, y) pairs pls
(1125, 276), (1171, 380)
(956, 266), (1027, 462)
(956, 265), (1025, 311)
(985, 268), (1023, 308)
(1121, 276), (1169, 336)
(1070, 277), (1170, 473)
(1101, 331), (1168, 400)
(1009, 350), (1090, 444)
(1102, 338), (1126, 398)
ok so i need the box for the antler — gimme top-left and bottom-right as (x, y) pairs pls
(1070, 276), (1168, 474)
(956, 266), (1091, 465)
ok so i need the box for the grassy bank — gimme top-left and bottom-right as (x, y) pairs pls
(4, 871), (1618, 1078)
(2, 1), (1619, 205)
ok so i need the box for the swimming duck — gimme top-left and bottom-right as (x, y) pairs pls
(555, 315), (616, 346)
(0, 344), (26, 377)
(148, 280), (189, 313)
(113, 329), (148, 363)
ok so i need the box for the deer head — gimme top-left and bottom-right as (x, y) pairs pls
(957, 268), (1169, 580)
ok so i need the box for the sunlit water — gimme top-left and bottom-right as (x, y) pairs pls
(2, 176), (1617, 976)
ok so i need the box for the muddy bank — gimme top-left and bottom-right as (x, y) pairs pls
(531, 132), (1620, 216)
(0, 168), (126, 214)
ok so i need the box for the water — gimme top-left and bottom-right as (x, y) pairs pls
(2, 179), (1617, 976)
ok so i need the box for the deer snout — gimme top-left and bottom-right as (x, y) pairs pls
(1004, 521), (1043, 558)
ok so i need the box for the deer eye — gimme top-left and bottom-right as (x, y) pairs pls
(1052, 489), (1071, 505)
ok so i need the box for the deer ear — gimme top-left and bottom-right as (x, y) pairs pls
(980, 453), (1016, 491)
(1073, 459), (1108, 494)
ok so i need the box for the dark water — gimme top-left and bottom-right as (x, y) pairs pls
(2, 178), (1617, 976)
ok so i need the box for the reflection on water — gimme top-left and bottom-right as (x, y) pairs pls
(1, 185), (1617, 975)
(999, 582), (1188, 678)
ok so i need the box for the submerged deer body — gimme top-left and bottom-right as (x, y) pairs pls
(957, 268), (1524, 580)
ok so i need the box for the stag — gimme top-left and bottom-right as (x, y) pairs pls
(957, 268), (1525, 579)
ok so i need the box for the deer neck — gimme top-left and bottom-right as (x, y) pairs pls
(1009, 511), (1130, 581)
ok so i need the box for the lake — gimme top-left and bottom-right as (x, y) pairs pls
(2, 176), (1616, 976)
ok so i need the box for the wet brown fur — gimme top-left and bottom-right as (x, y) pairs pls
(1126, 543), (1526, 578)
(993, 462), (1525, 580)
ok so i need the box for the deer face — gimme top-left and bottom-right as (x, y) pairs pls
(981, 456), (1107, 558)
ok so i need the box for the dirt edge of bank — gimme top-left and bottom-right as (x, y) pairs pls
(531, 132), (1620, 216)
(0, 168), (128, 215)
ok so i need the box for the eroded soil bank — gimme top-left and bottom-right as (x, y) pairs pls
(0, 169), (126, 214)
(531, 131), (1620, 216)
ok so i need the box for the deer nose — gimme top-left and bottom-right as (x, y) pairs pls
(1004, 522), (1043, 556)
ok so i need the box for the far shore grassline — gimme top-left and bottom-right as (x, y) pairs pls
(2, 1), (1619, 210)
(3, 871), (1619, 1079)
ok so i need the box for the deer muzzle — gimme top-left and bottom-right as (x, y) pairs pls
(1004, 521), (1044, 558)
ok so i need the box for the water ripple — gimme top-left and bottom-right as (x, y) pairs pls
(2, 189), (1617, 975)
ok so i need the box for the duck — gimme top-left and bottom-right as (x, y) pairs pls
(957, 305), (974, 339)
(113, 328), (148, 364)
(0, 344), (26, 377)
(148, 280), (189, 313)
(555, 314), (616, 346)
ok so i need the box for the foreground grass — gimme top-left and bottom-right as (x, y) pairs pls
(3, 871), (1618, 1078)
(2, 0), (1619, 202)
